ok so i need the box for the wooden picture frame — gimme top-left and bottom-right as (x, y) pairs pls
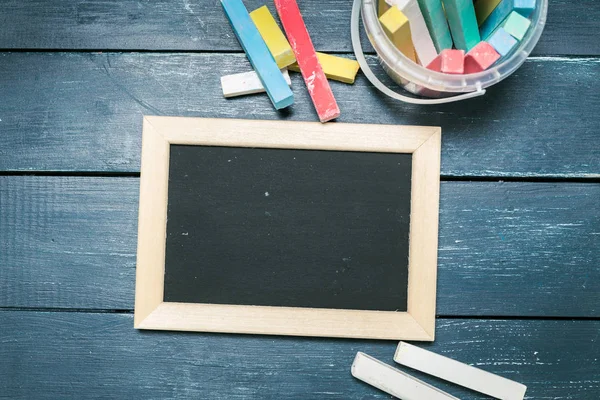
(134, 116), (441, 340)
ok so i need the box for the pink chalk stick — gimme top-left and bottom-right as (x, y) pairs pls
(427, 49), (465, 74)
(275, 0), (340, 123)
(464, 41), (501, 74)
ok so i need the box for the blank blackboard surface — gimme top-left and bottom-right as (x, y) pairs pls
(163, 144), (412, 312)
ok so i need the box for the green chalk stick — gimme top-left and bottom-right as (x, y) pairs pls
(417, 0), (453, 52)
(442, 0), (481, 51)
(502, 11), (531, 40)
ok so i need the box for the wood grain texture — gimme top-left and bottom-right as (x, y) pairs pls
(0, 52), (598, 177)
(1, 176), (598, 317)
(0, 0), (595, 56)
(0, 311), (598, 399)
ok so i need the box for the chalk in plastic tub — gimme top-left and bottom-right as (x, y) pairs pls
(350, 0), (548, 104)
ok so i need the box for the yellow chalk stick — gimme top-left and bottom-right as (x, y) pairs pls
(378, 0), (391, 17)
(250, 6), (296, 68)
(379, 7), (417, 63)
(474, 0), (503, 25)
(289, 52), (361, 84)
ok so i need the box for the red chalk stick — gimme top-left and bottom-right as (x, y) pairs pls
(275, 0), (340, 122)
(464, 41), (500, 74)
(427, 49), (465, 74)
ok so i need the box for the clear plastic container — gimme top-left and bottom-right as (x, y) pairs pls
(350, 0), (548, 104)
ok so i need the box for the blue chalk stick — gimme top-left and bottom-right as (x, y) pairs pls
(221, 0), (293, 109)
(488, 27), (518, 56)
(442, 0), (481, 51)
(479, 0), (514, 40)
(514, 0), (535, 17)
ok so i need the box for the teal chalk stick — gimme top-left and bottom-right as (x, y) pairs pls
(442, 0), (481, 51)
(479, 0), (514, 40)
(514, 0), (535, 17)
(417, 0), (453, 52)
(220, 0), (293, 109)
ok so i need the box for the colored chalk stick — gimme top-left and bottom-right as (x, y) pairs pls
(514, 0), (535, 17)
(479, 0), (514, 40)
(289, 53), (360, 84)
(442, 0), (481, 51)
(503, 11), (531, 40)
(220, 0), (293, 110)
(417, 0), (453, 51)
(250, 6), (296, 69)
(221, 69), (292, 98)
(393, 0), (439, 66)
(475, 0), (502, 25)
(379, 7), (417, 63)
(394, 342), (527, 400)
(488, 26), (518, 56)
(352, 353), (459, 400)
(379, 0), (391, 17)
(464, 41), (500, 73)
(427, 49), (465, 74)
(275, 0), (340, 122)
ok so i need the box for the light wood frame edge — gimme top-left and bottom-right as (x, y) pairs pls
(134, 116), (441, 341)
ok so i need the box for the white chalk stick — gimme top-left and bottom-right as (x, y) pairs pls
(392, 0), (439, 66)
(394, 342), (527, 400)
(351, 352), (459, 400)
(221, 69), (291, 98)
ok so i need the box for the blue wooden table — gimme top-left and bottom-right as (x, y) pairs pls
(0, 1), (599, 398)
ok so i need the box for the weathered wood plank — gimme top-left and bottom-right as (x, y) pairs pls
(0, 0), (595, 56)
(0, 311), (597, 399)
(1, 176), (598, 317)
(0, 52), (598, 177)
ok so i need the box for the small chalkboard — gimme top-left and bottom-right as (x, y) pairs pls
(135, 117), (441, 340)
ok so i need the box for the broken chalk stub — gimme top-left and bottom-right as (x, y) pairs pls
(289, 53), (360, 84)
(221, 69), (292, 98)
(394, 342), (527, 400)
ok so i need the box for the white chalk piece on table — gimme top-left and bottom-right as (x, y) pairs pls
(394, 342), (528, 400)
(392, 0), (439, 66)
(220, 0), (294, 110)
(351, 352), (459, 400)
(221, 69), (292, 98)
(479, 0), (515, 40)
(275, 0), (340, 122)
